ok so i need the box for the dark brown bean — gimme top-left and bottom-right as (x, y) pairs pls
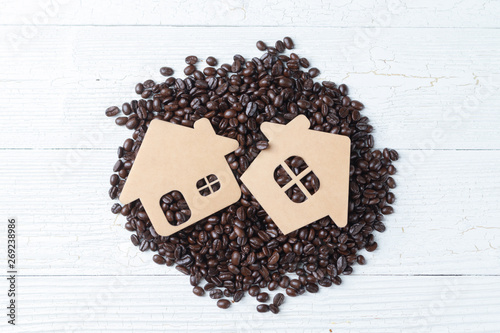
(256, 40), (267, 51)
(193, 286), (205, 296)
(160, 67), (174, 76)
(111, 203), (122, 214)
(206, 56), (217, 66)
(256, 292), (269, 302)
(105, 106), (120, 117)
(217, 299), (231, 309)
(283, 37), (294, 49)
(185, 55), (198, 65)
(256, 304), (269, 313)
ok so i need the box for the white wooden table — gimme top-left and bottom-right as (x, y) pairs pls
(1, 1), (500, 332)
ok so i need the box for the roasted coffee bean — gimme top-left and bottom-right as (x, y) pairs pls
(256, 304), (269, 313)
(115, 117), (128, 126)
(283, 36), (294, 49)
(286, 288), (298, 297)
(275, 40), (285, 53)
(306, 283), (319, 293)
(111, 203), (122, 214)
(248, 286), (260, 297)
(193, 286), (205, 296)
(269, 304), (280, 314)
(153, 254), (166, 265)
(184, 65), (196, 76)
(217, 299), (231, 309)
(273, 293), (285, 306)
(233, 290), (244, 302)
(210, 289), (224, 299)
(109, 37), (398, 313)
(160, 67), (174, 76)
(105, 106), (120, 117)
(256, 292), (269, 302)
(185, 55), (198, 65)
(256, 40), (267, 51)
(206, 56), (218, 66)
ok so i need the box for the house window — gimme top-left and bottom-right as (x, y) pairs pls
(196, 174), (221, 196)
(273, 156), (320, 203)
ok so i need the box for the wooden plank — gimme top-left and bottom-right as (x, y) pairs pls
(1, 0), (500, 28)
(4, 275), (499, 332)
(1, 26), (499, 149)
(0, 149), (499, 276)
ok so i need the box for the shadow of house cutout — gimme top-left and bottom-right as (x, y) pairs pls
(120, 118), (241, 236)
(241, 115), (351, 235)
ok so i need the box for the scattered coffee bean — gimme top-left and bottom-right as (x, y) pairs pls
(256, 292), (269, 302)
(273, 293), (285, 306)
(256, 40), (267, 51)
(160, 67), (174, 76)
(185, 56), (198, 65)
(217, 299), (231, 309)
(193, 286), (205, 296)
(283, 37), (294, 49)
(111, 203), (122, 214)
(256, 304), (269, 313)
(105, 106), (120, 117)
(206, 56), (218, 66)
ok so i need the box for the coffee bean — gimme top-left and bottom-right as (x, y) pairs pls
(193, 286), (205, 296)
(105, 106), (120, 117)
(275, 40), (285, 53)
(217, 299), (231, 309)
(206, 56), (218, 66)
(273, 293), (285, 306)
(111, 203), (122, 214)
(256, 304), (269, 313)
(248, 286), (260, 297)
(306, 283), (319, 293)
(256, 40), (267, 51)
(160, 67), (174, 76)
(184, 65), (196, 76)
(210, 289), (223, 299)
(153, 254), (166, 265)
(233, 290), (244, 302)
(125, 117), (139, 130)
(115, 117), (128, 126)
(269, 304), (280, 314)
(185, 55), (198, 65)
(256, 292), (269, 302)
(283, 37), (294, 49)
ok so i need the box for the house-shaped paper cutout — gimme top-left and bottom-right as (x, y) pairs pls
(240, 115), (351, 234)
(119, 118), (241, 236)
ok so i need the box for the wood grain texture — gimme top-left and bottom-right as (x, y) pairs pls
(0, 149), (498, 276)
(1, 1), (500, 331)
(8, 275), (500, 332)
(1, 27), (500, 149)
(0, 0), (500, 28)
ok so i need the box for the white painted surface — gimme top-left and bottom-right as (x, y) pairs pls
(0, 0), (499, 332)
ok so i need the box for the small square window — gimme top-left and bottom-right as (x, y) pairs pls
(197, 174), (221, 196)
(274, 156), (320, 204)
(159, 190), (192, 226)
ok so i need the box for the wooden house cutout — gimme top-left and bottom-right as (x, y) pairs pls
(240, 115), (351, 235)
(119, 118), (241, 236)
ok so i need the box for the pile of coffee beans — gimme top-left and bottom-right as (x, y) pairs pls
(106, 37), (398, 313)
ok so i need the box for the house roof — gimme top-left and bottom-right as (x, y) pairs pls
(119, 118), (239, 205)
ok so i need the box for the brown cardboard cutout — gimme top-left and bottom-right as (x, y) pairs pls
(240, 115), (351, 234)
(119, 118), (241, 236)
